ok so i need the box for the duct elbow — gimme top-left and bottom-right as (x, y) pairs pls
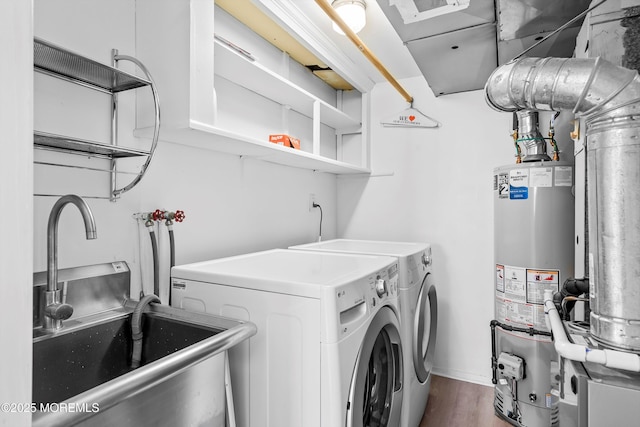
(485, 57), (640, 120)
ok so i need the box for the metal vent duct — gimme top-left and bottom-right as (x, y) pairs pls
(485, 56), (640, 352)
(376, 0), (591, 96)
(389, 0), (471, 24)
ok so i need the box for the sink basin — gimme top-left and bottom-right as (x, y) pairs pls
(32, 303), (256, 427)
(34, 310), (218, 404)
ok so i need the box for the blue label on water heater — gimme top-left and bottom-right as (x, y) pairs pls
(509, 169), (529, 200)
(510, 185), (528, 200)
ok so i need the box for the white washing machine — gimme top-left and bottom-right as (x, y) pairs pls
(171, 249), (404, 427)
(290, 239), (438, 427)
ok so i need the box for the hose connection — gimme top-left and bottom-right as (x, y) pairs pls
(164, 210), (186, 227)
(132, 209), (185, 303)
(134, 209), (186, 226)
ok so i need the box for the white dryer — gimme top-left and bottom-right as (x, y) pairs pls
(171, 249), (403, 427)
(290, 239), (438, 427)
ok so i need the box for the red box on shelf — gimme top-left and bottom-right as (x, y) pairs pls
(269, 134), (300, 150)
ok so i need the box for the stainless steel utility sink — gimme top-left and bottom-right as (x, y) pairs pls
(33, 304), (255, 427)
(32, 263), (256, 427)
(34, 309), (220, 404)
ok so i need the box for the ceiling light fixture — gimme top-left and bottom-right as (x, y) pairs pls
(331, 0), (366, 34)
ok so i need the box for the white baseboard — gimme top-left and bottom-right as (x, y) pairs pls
(432, 367), (495, 387)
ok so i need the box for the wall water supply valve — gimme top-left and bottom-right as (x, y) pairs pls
(133, 209), (186, 225)
(132, 209), (186, 302)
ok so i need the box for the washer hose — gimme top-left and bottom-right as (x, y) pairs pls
(166, 220), (175, 305)
(131, 294), (161, 369)
(169, 227), (175, 268)
(145, 220), (160, 298)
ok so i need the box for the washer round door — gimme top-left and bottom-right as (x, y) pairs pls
(413, 272), (438, 383)
(346, 306), (403, 427)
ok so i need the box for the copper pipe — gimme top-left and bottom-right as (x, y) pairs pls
(314, 0), (413, 104)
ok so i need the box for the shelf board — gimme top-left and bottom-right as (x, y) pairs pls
(34, 131), (150, 158)
(34, 37), (152, 93)
(134, 124), (370, 175)
(214, 39), (360, 130)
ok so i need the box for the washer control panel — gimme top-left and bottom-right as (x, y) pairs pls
(370, 263), (398, 299)
(421, 250), (432, 268)
(375, 276), (387, 297)
(331, 261), (398, 342)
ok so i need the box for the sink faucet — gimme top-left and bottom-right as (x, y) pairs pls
(43, 195), (97, 331)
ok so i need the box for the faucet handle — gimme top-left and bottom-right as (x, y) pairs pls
(152, 209), (165, 221)
(45, 303), (74, 321)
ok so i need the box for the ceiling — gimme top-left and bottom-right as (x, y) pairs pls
(221, 0), (591, 97)
(216, 0), (356, 90)
(376, 0), (591, 96)
(218, 0), (423, 93)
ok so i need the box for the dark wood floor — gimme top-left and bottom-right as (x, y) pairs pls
(419, 375), (513, 427)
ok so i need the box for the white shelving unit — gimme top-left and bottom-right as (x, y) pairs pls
(134, 0), (369, 175)
(33, 37), (160, 200)
(214, 39), (359, 131)
(148, 122), (370, 174)
(34, 131), (150, 158)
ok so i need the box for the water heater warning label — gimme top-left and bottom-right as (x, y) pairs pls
(530, 167), (552, 187)
(555, 166), (573, 187)
(495, 264), (560, 331)
(497, 174), (509, 199)
(526, 269), (559, 304)
(495, 264), (505, 292)
(503, 266), (526, 302)
(509, 169), (528, 199)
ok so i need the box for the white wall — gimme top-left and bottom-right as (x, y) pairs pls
(1, 1), (32, 426)
(338, 77), (514, 384)
(33, 0), (337, 301)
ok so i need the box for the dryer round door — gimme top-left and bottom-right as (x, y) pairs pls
(413, 272), (438, 383)
(346, 306), (403, 427)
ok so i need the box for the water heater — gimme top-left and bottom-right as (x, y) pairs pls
(493, 160), (575, 427)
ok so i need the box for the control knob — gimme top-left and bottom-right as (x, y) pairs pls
(421, 252), (432, 267)
(375, 277), (387, 297)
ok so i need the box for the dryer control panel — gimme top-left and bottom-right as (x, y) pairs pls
(407, 247), (433, 288)
(370, 262), (399, 299)
(327, 262), (399, 343)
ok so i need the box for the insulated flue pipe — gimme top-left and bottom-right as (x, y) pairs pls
(486, 57), (640, 352)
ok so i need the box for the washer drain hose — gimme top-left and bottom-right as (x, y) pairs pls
(131, 294), (161, 369)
